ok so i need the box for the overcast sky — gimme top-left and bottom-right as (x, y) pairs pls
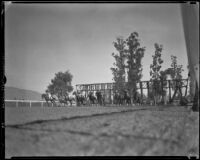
(5, 3), (189, 93)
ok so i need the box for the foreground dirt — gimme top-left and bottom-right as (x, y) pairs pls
(5, 106), (199, 157)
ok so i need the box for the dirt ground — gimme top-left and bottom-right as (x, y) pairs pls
(5, 105), (199, 157)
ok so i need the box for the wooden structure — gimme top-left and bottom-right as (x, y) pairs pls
(76, 79), (189, 104)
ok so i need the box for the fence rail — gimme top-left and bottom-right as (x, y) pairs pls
(5, 100), (59, 107)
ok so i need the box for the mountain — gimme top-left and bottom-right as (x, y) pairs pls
(5, 86), (42, 100)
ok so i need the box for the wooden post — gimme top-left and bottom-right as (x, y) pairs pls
(171, 80), (178, 103)
(109, 89), (111, 104)
(161, 80), (164, 103)
(181, 3), (199, 89)
(192, 81), (199, 111)
(147, 81), (150, 99)
(179, 80), (183, 98)
(185, 79), (188, 97)
(111, 90), (113, 104)
(140, 82), (143, 103)
(104, 89), (106, 103)
(168, 80), (171, 102)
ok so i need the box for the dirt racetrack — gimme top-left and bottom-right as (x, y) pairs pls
(5, 105), (199, 157)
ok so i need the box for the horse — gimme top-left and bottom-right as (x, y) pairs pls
(102, 93), (106, 106)
(113, 92), (124, 106)
(95, 91), (105, 106)
(136, 97), (142, 105)
(133, 92), (142, 106)
(41, 93), (57, 107)
(123, 91), (131, 106)
(58, 95), (68, 107)
(73, 91), (86, 106)
(58, 94), (75, 107)
(113, 92), (119, 105)
(65, 94), (76, 106)
(88, 92), (97, 106)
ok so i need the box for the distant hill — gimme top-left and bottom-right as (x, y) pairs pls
(5, 86), (42, 100)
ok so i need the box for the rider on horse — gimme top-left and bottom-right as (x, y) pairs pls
(88, 91), (96, 106)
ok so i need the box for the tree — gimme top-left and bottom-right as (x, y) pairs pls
(170, 55), (184, 101)
(46, 70), (73, 99)
(149, 43), (164, 105)
(170, 55), (184, 81)
(110, 36), (126, 94)
(125, 32), (145, 102)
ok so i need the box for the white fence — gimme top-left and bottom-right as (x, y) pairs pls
(5, 100), (76, 107)
(5, 100), (58, 107)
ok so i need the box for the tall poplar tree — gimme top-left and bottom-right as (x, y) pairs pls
(170, 55), (184, 101)
(110, 37), (126, 94)
(125, 32), (145, 102)
(149, 43), (164, 105)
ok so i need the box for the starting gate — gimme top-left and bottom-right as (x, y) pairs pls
(76, 79), (189, 104)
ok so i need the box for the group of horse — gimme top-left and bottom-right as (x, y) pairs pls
(112, 91), (142, 106)
(41, 90), (143, 107)
(41, 91), (106, 107)
(41, 93), (75, 107)
(71, 91), (106, 106)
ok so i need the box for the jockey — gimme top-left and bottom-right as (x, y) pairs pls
(47, 92), (52, 100)
(52, 94), (57, 100)
(102, 92), (106, 105)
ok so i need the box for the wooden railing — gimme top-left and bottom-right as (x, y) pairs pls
(4, 100), (59, 107)
(5, 100), (77, 107)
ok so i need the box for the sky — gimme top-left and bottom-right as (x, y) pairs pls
(5, 3), (189, 93)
